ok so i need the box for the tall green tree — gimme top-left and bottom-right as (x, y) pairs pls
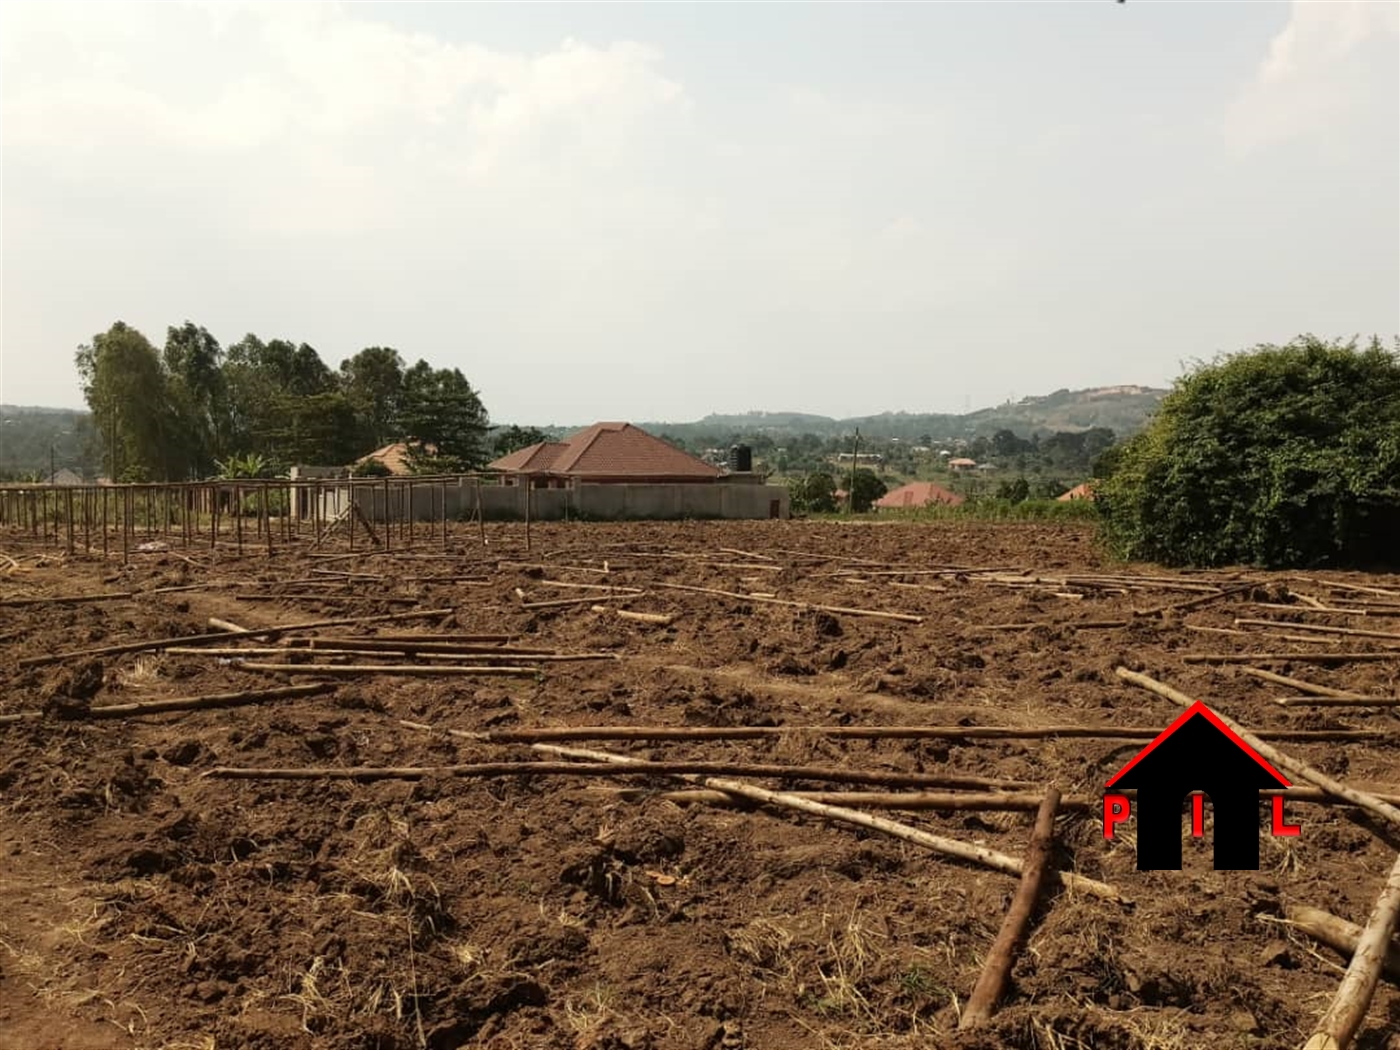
(399, 361), (490, 468)
(339, 346), (405, 448)
(163, 321), (227, 477)
(75, 322), (181, 480)
(849, 468), (887, 512)
(491, 425), (550, 457)
(1098, 335), (1400, 568)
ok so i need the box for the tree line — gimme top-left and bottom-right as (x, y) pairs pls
(73, 321), (537, 481)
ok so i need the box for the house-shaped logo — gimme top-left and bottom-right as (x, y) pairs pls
(1103, 701), (1300, 870)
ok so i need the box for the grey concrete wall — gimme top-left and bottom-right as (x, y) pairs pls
(320, 480), (788, 523)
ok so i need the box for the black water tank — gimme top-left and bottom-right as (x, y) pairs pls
(728, 445), (753, 472)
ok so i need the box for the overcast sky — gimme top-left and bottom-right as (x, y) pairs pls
(1, 1), (1397, 425)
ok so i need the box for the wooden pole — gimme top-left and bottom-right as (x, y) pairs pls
(0, 592), (133, 607)
(0, 683), (336, 724)
(1239, 666), (1380, 702)
(1235, 618), (1400, 643)
(449, 722), (1379, 744)
(1184, 652), (1398, 664)
(237, 662), (539, 677)
(1135, 582), (1253, 618)
(122, 486), (131, 563)
(959, 788), (1062, 1028)
(654, 581), (923, 624)
(476, 477), (486, 546)
(591, 605), (675, 626)
(18, 607), (455, 667)
(1283, 905), (1400, 986)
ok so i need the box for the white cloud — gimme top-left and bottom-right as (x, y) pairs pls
(1226, 0), (1399, 152)
(1, 1), (686, 216)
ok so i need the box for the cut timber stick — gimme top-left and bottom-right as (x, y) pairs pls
(398, 725), (1036, 790)
(1113, 667), (1400, 1050)
(208, 758), (1035, 791)
(591, 605), (674, 626)
(1251, 603), (1400, 618)
(1235, 618), (1400, 642)
(648, 789), (1066, 810)
(644, 786), (1400, 811)
(499, 560), (610, 575)
(237, 662), (539, 678)
(454, 722), (1381, 743)
(716, 547), (776, 562)
(0, 591), (133, 607)
(960, 788), (1061, 1028)
(1283, 905), (1400, 986)
(18, 608), (454, 667)
(234, 593), (421, 605)
(303, 637), (552, 655)
(523, 739), (1125, 904)
(1135, 583), (1255, 619)
(372, 632), (514, 643)
(520, 593), (641, 610)
(1291, 591), (1330, 609)
(1316, 580), (1400, 599)
(1184, 624), (1249, 637)
(170, 647), (616, 663)
(1239, 666), (1374, 701)
(653, 581), (923, 624)
(0, 683), (334, 724)
(1274, 696), (1400, 708)
(208, 617), (250, 633)
(535, 580), (645, 593)
(1183, 652), (1397, 665)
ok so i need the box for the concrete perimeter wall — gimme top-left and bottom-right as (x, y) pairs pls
(324, 480), (789, 522)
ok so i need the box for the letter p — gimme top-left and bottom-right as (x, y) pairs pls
(1103, 794), (1131, 839)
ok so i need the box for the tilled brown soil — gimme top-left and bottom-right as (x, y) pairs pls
(1, 520), (1398, 1050)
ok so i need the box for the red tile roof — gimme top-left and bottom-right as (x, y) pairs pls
(874, 481), (965, 509)
(358, 442), (419, 475)
(1057, 482), (1095, 502)
(489, 422), (723, 481)
(490, 441), (570, 473)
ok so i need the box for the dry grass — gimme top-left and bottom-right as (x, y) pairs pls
(116, 655), (163, 690)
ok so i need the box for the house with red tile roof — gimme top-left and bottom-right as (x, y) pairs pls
(1057, 482), (1095, 501)
(489, 422), (724, 486)
(873, 481), (965, 510)
(355, 441), (419, 476)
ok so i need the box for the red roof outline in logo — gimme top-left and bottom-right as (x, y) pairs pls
(1105, 701), (1290, 788)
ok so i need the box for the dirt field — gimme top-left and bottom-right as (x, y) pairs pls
(2, 519), (1398, 1050)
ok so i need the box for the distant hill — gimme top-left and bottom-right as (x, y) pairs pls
(640, 385), (1167, 444)
(0, 405), (97, 479)
(1, 385), (1167, 476)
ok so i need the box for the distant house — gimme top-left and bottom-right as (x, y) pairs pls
(1057, 482), (1096, 502)
(45, 468), (85, 486)
(488, 422), (724, 488)
(948, 457), (977, 472)
(355, 442), (418, 476)
(874, 481), (965, 510)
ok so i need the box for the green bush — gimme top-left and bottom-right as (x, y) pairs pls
(1096, 335), (1400, 568)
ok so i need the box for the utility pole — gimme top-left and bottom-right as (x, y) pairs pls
(50, 445), (56, 485)
(848, 428), (860, 513)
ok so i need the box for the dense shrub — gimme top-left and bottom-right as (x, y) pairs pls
(1096, 335), (1400, 568)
